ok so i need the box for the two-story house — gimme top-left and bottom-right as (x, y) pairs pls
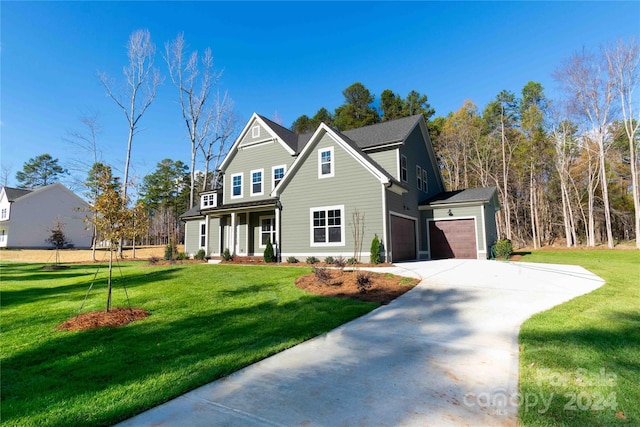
(181, 113), (499, 262)
(0, 183), (92, 248)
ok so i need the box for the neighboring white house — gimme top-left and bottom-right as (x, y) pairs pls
(0, 183), (92, 248)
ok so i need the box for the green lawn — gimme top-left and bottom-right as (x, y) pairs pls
(0, 262), (377, 426)
(518, 250), (640, 426)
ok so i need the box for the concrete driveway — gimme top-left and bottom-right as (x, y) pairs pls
(117, 259), (604, 427)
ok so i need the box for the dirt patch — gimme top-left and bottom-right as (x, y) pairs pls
(56, 307), (149, 331)
(295, 268), (419, 305)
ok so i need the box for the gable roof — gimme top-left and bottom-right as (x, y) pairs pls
(256, 114), (299, 153)
(421, 187), (499, 206)
(342, 115), (423, 150)
(2, 187), (33, 202)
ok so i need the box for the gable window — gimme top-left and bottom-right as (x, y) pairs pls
(318, 147), (334, 178)
(423, 169), (428, 192)
(252, 125), (260, 138)
(1, 208), (6, 220)
(272, 165), (286, 189)
(310, 205), (344, 246)
(199, 221), (207, 248)
(251, 169), (264, 196)
(401, 155), (408, 182)
(201, 193), (217, 208)
(231, 173), (243, 198)
(416, 165), (422, 190)
(259, 216), (276, 248)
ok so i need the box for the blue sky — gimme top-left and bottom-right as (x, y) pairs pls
(2, 1), (639, 190)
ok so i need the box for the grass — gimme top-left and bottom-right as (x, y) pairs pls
(0, 261), (378, 426)
(518, 250), (640, 426)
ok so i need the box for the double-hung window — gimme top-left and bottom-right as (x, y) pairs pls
(416, 165), (422, 190)
(400, 155), (408, 182)
(260, 216), (276, 248)
(273, 165), (286, 189)
(318, 147), (334, 178)
(251, 169), (264, 196)
(422, 169), (428, 192)
(1, 208), (6, 220)
(231, 173), (243, 198)
(311, 205), (344, 246)
(199, 221), (206, 248)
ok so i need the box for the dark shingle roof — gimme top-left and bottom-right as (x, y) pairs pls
(342, 115), (423, 149)
(422, 187), (498, 205)
(3, 187), (32, 201)
(257, 115), (299, 153)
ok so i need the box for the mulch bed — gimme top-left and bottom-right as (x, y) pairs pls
(295, 269), (419, 305)
(56, 308), (149, 331)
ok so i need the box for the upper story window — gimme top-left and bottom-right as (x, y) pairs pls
(422, 169), (428, 192)
(1, 208), (6, 220)
(201, 193), (217, 208)
(231, 173), (243, 198)
(401, 155), (408, 182)
(416, 165), (422, 190)
(311, 205), (344, 246)
(251, 169), (264, 196)
(252, 125), (260, 138)
(273, 165), (286, 189)
(318, 147), (334, 178)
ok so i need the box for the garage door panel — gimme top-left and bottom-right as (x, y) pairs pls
(391, 216), (416, 262)
(429, 219), (476, 259)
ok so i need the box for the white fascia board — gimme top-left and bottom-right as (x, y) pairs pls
(419, 201), (488, 210)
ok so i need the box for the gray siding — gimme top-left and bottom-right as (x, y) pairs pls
(239, 121), (269, 147)
(367, 149), (399, 180)
(207, 217), (221, 255)
(279, 133), (384, 261)
(184, 219), (201, 255)
(422, 205), (487, 259)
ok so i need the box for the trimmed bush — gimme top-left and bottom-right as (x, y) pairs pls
(263, 237), (275, 263)
(324, 256), (334, 264)
(347, 257), (358, 265)
(493, 238), (513, 259)
(222, 248), (233, 261)
(177, 252), (189, 260)
(287, 256), (299, 263)
(194, 249), (206, 260)
(370, 234), (381, 264)
(306, 256), (319, 265)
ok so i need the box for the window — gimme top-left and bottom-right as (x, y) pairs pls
(1, 208), (6, 220)
(231, 173), (243, 198)
(311, 205), (344, 246)
(318, 147), (334, 178)
(401, 155), (408, 182)
(260, 216), (276, 248)
(252, 125), (260, 138)
(422, 169), (428, 192)
(272, 165), (286, 189)
(251, 169), (263, 196)
(199, 221), (206, 248)
(416, 165), (422, 190)
(201, 193), (216, 208)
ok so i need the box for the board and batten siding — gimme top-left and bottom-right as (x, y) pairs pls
(279, 133), (384, 261)
(422, 205), (487, 259)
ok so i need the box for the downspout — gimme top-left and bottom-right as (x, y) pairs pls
(382, 182), (390, 262)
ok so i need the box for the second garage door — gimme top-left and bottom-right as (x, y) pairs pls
(429, 219), (477, 259)
(390, 215), (416, 262)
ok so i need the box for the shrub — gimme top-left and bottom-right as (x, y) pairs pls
(222, 248), (233, 261)
(347, 257), (358, 265)
(306, 256), (319, 264)
(370, 234), (381, 265)
(355, 271), (372, 294)
(313, 266), (331, 283)
(287, 256), (299, 263)
(177, 252), (189, 261)
(194, 249), (206, 260)
(148, 256), (160, 265)
(324, 256), (334, 264)
(263, 237), (276, 263)
(493, 238), (513, 259)
(333, 256), (346, 269)
(164, 242), (177, 260)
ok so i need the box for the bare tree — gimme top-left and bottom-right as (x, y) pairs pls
(554, 47), (617, 248)
(99, 29), (161, 203)
(606, 37), (640, 248)
(200, 91), (236, 191)
(64, 112), (103, 174)
(1, 163), (12, 187)
(165, 33), (223, 207)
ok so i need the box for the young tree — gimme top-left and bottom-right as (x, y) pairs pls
(99, 29), (161, 203)
(15, 154), (67, 189)
(606, 37), (640, 248)
(46, 218), (69, 265)
(165, 33), (223, 207)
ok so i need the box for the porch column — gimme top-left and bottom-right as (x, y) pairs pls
(275, 206), (281, 262)
(230, 212), (236, 255)
(204, 214), (210, 256)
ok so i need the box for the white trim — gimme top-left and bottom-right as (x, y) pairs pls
(258, 215), (276, 249)
(250, 168), (264, 196)
(400, 154), (408, 182)
(252, 125), (260, 138)
(361, 141), (403, 152)
(381, 184), (388, 262)
(272, 164), (286, 191)
(422, 169), (428, 192)
(239, 138), (274, 149)
(481, 204), (487, 255)
(231, 172), (243, 199)
(310, 204), (345, 247)
(416, 165), (422, 190)
(199, 220), (207, 249)
(318, 146), (335, 179)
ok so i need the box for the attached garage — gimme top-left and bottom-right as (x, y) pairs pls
(429, 219), (477, 259)
(390, 214), (417, 262)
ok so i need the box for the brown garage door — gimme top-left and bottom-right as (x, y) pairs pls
(429, 219), (477, 259)
(390, 215), (416, 261)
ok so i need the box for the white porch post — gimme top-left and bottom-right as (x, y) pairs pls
(230, 212), (236, 255)
(204, 214), (210, 256)
(275, 206), (281, 262)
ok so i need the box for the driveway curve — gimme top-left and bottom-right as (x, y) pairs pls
(117, 259), (604, 427)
